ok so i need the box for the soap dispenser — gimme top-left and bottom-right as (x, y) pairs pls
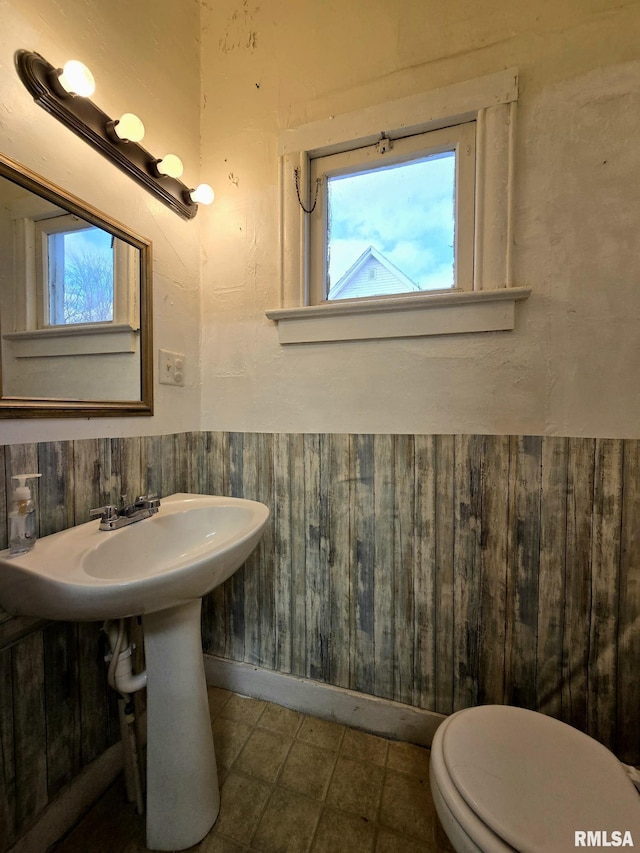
(8, 473), (41, 556)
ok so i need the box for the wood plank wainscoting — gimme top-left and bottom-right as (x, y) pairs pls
(0, 432), (638, 851)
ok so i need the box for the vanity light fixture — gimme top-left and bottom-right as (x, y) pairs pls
(15, 49), (212, 220)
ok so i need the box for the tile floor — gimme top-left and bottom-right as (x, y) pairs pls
(53, 687), (455, 853)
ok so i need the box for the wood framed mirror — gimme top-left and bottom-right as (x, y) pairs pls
(0, 153), (153, 417)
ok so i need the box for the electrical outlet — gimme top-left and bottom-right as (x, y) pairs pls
(158, 349), (185, 386)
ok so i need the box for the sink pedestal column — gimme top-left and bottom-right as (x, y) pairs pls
(143, 599), (220, 851)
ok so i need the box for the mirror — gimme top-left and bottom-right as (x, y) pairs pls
(0, 153), (153, 417)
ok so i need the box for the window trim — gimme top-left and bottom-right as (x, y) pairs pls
(267, 287), (531, 344)
(308, 122), (476, 304)
(5, 197), (140, 337)
(268, 68), (530, 344)
(33, 213), (138, 331)
(3, 322), (138, 358)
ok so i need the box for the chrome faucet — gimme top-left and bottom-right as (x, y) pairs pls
(90, 494), (161, 531)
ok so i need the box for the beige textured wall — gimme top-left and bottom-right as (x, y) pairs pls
(199, 0), (640, 438)
(0, 0), (204, 444)
(1, 2), (639, 441)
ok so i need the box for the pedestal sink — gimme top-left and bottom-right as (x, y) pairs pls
(0, 493), (270, 851)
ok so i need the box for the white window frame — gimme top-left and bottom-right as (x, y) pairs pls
(309, 122), (476, 304)
(267, 68), (531, 344)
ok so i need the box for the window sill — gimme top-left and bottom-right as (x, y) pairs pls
(3, 323), (138, 357)
(266, 287), (531, 344)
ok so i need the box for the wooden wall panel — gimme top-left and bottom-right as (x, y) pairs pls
(273, 433), (293, 675)
(201, 431), (229, 657)
(563, 438), (594, 733)
(72, 438), (112, 526)
(38, 442), (74, 537)
(303, 433), (326, 682)
(12, 630), (47, 829)
(0, 647), (15, 845)
(326, 433), (350, 690)
(619, 440), (640, 764)
(373, 433), (394, 701)
(505, 435), (542, 710)
(241, 432), (262, 668)
(115, 435), (147, 506)
(478, 433), (510, 706)
(413, 434), (436, 710)
(0, 429), (639, 852)
(351, 433), (375, 696)
(42, 621), (81, 798)
(536, 436), (568, 719)
(288, 432), (306, 678)
(434, 434), (455, 715)
(589, 439), (623, 747)
(393, 433), (415, 707)
(258, 433), (276, 674)
(197, 431), (640, 764)
(0, 448), (6, 550)
(77, 622), (117, 766)
(223, 433), (246, 663)
(453, 434), (482, 712)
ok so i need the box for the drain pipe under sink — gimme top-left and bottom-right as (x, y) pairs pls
(102, 618), (147, 815)
(104, 618), (148, 695)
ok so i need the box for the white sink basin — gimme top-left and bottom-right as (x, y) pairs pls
(0, 491), (270, 850)
(0, 492), (270, 621)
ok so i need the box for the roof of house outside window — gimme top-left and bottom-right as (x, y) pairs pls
(328, 245), (420, 300)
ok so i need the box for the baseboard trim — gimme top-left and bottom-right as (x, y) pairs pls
(203, 655), (445, 747)
(9, 742), (123, 853)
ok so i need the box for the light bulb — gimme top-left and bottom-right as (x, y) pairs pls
(156, 154), (183, 178)
(190, 184), (215, 205)
(57, 60), (95, 97)
(113, 113), (145, 143)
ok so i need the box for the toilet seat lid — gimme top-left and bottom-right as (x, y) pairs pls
(441, 705), (640, 853)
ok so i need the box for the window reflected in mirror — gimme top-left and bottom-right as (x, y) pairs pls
(41, 218), (115, 326)
(0, 152), (152, 416)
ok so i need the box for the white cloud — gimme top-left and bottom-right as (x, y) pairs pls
(328, 153), (456, 287)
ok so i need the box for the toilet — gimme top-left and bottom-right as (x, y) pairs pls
(429, 704), (640, 852)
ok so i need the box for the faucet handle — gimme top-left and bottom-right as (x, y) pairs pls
(90, 504), (119, 521)
(135, 493), (160, 503)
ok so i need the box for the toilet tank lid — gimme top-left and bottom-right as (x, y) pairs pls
(441, 705), (640, 853)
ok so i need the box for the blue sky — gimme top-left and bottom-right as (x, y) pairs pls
(63, 224), (113, 258)
(55, 225), (114, 323)
(327, 151), (455, 291)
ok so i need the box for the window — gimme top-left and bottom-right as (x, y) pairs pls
(309, 123), (475, 304)
(268, 68), (531, 344)
(2, 200), (141, 360)
(34, 214), (115, 327)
